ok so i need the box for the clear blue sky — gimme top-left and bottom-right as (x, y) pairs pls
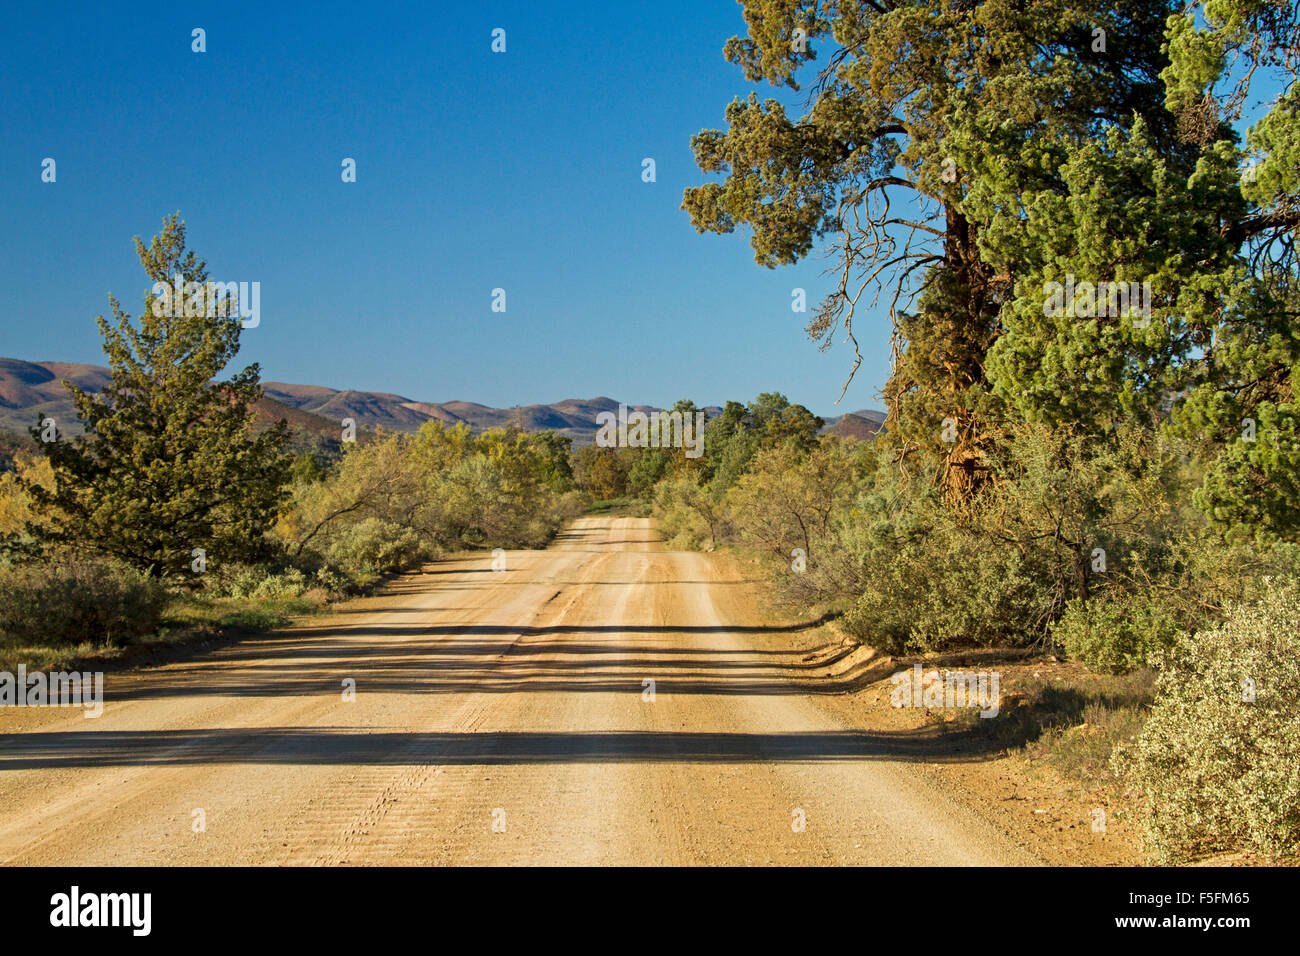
(0, 0), (893, 416)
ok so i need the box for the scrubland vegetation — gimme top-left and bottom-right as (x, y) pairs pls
(0, 217), (584, 671)
(1, 412), (583, 655)
(570, 389), (1299, 861)
(652, 0), (1300, 862)
(3, 211), (1296, 861)
(5, 0), (1299, 864)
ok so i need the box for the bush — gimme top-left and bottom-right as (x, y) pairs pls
(249, 567), (309, 599)
(201, 561), (249, 597)
(1116, 582), (1300, 861)
(837, 425), (1191, 655)
(325, 518), (428, 574)
(205, 559), (362, 600)
(312, 565), (357, 595)
(0, 555), (167, 647)
(206, 564), (297, 600)
(723, 439), (868, 592)
(1051, 592), (1183, 674)
(515, 489), (588, 548)
(653, 477), (723, 549)
(841, 517), (1059, 654)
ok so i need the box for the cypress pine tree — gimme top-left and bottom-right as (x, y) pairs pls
(28, 213), (292, 577)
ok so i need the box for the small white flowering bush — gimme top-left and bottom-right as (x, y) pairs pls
(1115, 582), (1300, 861)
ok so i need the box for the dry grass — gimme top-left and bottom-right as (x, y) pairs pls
(930, 653), (1155, 791)
(0, 592), (324, 674)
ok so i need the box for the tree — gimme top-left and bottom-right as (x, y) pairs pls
(1161, 0), (1300, 542)
(699, 393), (822, 492)
(750, 391), (823, 450)
(573, 445), (628, 500)
(684, 0), (1185, 503)
(531, 431), (576, 492)
(27, 214), (291, 577)
(973, 0), (1300, 541)
(284, 431), (420, 557)
(726, 438), (862, 567)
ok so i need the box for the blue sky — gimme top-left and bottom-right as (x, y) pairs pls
(0, 1), (892, 416)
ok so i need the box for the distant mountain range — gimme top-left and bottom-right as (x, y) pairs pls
(0, 356), (885, 446)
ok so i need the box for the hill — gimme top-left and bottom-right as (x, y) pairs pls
(0, 356), (885, 449)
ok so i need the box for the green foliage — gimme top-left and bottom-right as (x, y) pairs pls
(290, 451), (330, 485)
(280, 421), (578, 563)
(1051, 594), (1183, 675)
(724, 437), (868, 595)
(1185, 369), (1300, 544)
(225, 566), (311, 600)
(832, 423), (1186, 654)
(25, 214), (292, 577)
(976, 0), (1299, 542)
(0, 555), (167, 647)
(702, 393), (822, 491)
(573, 446), (628, 500)
(686, 0), (1184, 501)
(324, 517), (428, 575)
(624, 447), (670, 500)
(1117, 582), (1300, 861)
(981, 119), (1241, 435)
(283, 430), (421, 556)
(436, 429), (579, 548)
(151, 415), (588, 604)
(204, 558), (361, 601)
(689, 0), (1300, 538)
(529, 431), (576, 492)
(654, 476), (724, 550)
(643, 392), (829, 550)
(308, 565), (356, 596)
(840, 509), (1058, 654)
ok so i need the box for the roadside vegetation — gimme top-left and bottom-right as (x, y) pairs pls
(3, 0), (1297, 867)
(578, 0), (1299, 863)
(573, 384), (1298, 862)
(0, 215), (585, 673)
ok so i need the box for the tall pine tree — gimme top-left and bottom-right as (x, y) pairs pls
(29, 214), (291, 576)
(683, 0), (1184, 503)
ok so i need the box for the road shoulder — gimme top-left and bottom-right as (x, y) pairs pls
(711, 550), (1148, 867)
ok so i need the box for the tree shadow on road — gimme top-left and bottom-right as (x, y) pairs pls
(0, 725), (1008, 770)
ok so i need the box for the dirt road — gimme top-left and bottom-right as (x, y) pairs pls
(0, 516), (1038, 865)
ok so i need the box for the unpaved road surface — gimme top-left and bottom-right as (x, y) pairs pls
(0, 517), (1038, 865)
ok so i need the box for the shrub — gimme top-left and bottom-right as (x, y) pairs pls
(0, 555), (167, 647)
(1051, 592), (1183, 674)
(653, 477), (723, 549)
(220, 565), (270, 599)
(312, 565), (357, 595)
(841, 520), (1058, 654)
(325, 518), (428, 574)
(1116, 582), (1300, 861)
(723, 439), (867, 587)
(205, 564), (287, 600)
(228, 567), (274, 598)
(206, 559), (358, 600)
(249, 567), (310, 599)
